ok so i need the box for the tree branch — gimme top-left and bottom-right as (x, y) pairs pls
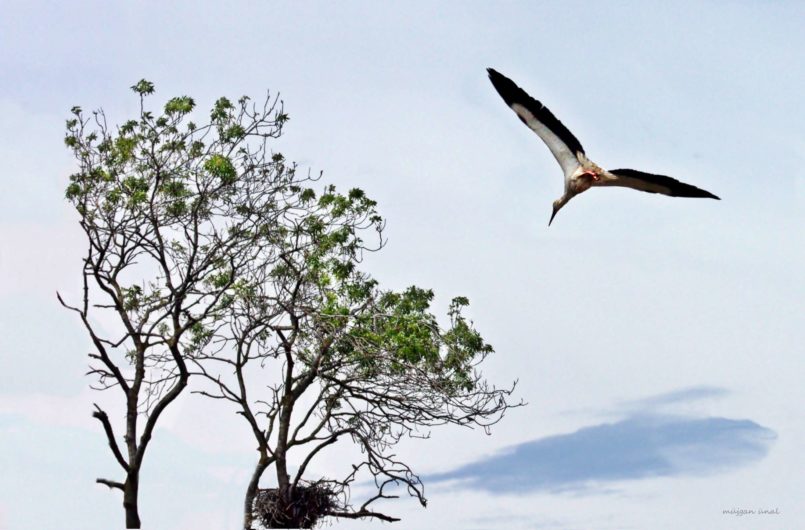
(323, 509), (400, 523)
(91, 404), (129, 471)
(96, 478), (125, 490)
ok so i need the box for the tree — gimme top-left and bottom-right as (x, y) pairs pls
(61, 80), (520, 529)
(59, 81), (302, 528)
(189, 169), (521, 527)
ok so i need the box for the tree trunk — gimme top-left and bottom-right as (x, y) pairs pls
(243, 457), (270, 529)
(275, 394), (293, 498)
(270, 401), (293, 527)
(123, 472), (141, 528)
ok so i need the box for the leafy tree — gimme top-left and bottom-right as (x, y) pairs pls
(190, 160), (521, 527)
(61, 80), (520, 530)
(60, 81), (299, 528)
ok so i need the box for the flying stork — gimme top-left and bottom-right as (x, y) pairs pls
(487, 68), (720, 225)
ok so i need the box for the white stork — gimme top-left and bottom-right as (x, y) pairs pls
(487, 68), (720, 225)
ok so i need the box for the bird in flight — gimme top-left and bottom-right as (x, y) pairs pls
(487, 68), (720, 225)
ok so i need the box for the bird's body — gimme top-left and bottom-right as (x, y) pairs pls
(486, 68), (720, 225)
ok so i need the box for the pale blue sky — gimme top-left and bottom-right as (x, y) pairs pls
(1, 1), (803, 529)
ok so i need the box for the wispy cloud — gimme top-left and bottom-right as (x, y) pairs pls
(619, 385), (730, 411)
(429, 387), (775, 495)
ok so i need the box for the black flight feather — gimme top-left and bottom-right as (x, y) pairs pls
(608, 168), (720, 199)
(487, 68), (585, 156)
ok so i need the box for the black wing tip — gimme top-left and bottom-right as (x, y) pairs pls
(486, 68), (587, 156)
(674, 187), (721, 200)
(487, 67), (502, 78)
(695, 191), (720, 200)
(486, 68), (519, 106)
(610, 168), (720, 200)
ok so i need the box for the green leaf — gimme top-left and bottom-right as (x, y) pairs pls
(123, 285), (143, 311)
(131, 79), (155, 96)
(115, 136), (138, 163)
(164, 96), (196, 115)
(210, 97), (233, 121)
(189, 140), (204, 157)
(300, 188), (316, 202)
(203, 154), (237, 185)
(166, 200), (188, 217)
(224, 124), (245, 141)
(119, 120), (138, 134)
(65, 182), (82, 200)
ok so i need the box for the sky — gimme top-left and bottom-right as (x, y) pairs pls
(1, 1), (803, 529)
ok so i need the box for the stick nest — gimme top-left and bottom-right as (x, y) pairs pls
(253, 483), (338, 529)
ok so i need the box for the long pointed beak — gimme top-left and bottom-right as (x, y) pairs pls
(548, 206), (559, 226)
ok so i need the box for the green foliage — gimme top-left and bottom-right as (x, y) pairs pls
(63, 79), (496, 422)
(123, 285), (143, 311)
(206, 269), (233, 289)
(300, 188), (316, 203)
(131, 79), (155, 96)
(164, 96), (195, 115)
(210, 97), (233, 122)
(120, 120), (138, 135)
(121, 175), (149, 206)
(158, 179), (189, 198)
(65, 181), (81, 200)
(315, 275), (490, 393)
(62, 81), (301, 373)
(377, 287), (440, 365)
(223, 124), (245, 142)
(186, 321), (213, 355)
(115, 136), (138, 163)
(203, 154), (237, 185)
(189, 140), (205, 157)
(62, 81), (513, 530)
(62, 80), (297, 227)
(294, 207), (488, 391)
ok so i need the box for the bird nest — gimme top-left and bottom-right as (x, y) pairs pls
(252, 483), (338, 529)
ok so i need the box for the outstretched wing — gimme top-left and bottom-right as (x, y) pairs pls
(487, 68), (583, 176)
(599, 168), (720, 199)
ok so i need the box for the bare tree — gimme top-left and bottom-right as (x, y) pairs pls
(59, 81), (309, 528)
(190, 181), (521, 528)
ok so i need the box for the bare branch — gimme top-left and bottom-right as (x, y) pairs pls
(96, 478), (125, 490)
(324, 509), (400, 523)
(91, 404), (129, 471)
